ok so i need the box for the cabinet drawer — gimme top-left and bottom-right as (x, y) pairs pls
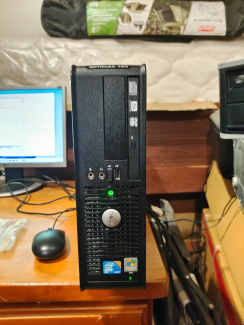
(0, 302), (151, 325)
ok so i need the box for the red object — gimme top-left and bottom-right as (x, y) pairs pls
(199, 25), (216, 32)
(204, 218), (242, 325)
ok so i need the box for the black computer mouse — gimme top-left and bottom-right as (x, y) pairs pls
(32, 228), (65, 260)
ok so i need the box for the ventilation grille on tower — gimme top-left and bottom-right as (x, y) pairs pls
(82, 186), (143, 275)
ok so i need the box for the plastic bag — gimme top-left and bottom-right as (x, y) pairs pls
(0, 218), (27, 252)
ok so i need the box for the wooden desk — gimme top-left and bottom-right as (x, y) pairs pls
(0, 183), (168, 324)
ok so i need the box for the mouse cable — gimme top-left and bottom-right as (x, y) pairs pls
(52, 210), (70, 229)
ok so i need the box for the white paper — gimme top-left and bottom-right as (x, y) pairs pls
(184, 1), (226, 36)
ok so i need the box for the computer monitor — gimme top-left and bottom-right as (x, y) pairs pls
(0, 87), (66, 197)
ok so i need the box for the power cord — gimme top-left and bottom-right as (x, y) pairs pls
(162, 196), (237, 230)
(148, 206), (222, 325)
(41, 175), (75, 200)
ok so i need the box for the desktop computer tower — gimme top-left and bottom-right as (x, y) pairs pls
(219, 59), (244, 139)
(71, 65), (146, 289)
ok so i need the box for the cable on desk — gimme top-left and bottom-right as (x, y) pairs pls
(41, 174), (75, 199)
(52, 210), (69, 229)
(5, 179), (76, 228)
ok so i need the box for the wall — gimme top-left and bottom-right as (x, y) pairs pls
(0, 0), (45, 38)
(0, 1), (214, 213)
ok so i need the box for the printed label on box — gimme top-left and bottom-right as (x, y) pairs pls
(86, 0), (226, 36)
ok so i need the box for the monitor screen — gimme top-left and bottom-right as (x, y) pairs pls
(0, 87), (66, 167)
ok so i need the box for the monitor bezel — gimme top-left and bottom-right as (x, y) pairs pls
(0, 86), (67, 168)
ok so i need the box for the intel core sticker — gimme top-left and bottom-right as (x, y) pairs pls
(103, 261), (122, 274)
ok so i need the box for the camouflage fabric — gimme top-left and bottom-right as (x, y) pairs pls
(41, 0), (244, 39)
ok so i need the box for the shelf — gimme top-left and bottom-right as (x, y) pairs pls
(146, 110), (212, 194)
(66, 101), (217, 112)
(147, 101), (217, 111)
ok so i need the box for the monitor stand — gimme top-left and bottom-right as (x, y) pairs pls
(0, 168), (43, 197)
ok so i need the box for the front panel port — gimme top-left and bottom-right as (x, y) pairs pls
(88, 171), (95, 180)
(114, 166), (120, 180)
(107, 166), (113, 181)
(99, 171), (105, 180)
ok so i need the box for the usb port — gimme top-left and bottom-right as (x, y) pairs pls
(114, 166), (120, 180)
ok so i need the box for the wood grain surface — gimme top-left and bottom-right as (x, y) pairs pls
(146, 110), (212, 194)
(39, 110), (213, 195)
(0, 182), (168, 304)
(0, 302), (151, 325)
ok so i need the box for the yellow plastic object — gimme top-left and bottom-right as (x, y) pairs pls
(204, 161), (244, 323)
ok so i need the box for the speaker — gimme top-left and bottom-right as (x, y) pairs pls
(71, 65), (146, 289)
(219, 59), (244, 139)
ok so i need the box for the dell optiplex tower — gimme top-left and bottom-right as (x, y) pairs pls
(71, 65), (146, 289)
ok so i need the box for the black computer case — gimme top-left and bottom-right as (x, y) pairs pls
(71, 65), (146, 289)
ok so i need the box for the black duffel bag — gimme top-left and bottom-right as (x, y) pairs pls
(41, 0), (244, 40)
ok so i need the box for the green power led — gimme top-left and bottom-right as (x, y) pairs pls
(106, 189), (114, 197)
(129, 275), (133, 281)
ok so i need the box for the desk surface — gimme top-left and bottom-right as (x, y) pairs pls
(0, 182), (168, 304)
